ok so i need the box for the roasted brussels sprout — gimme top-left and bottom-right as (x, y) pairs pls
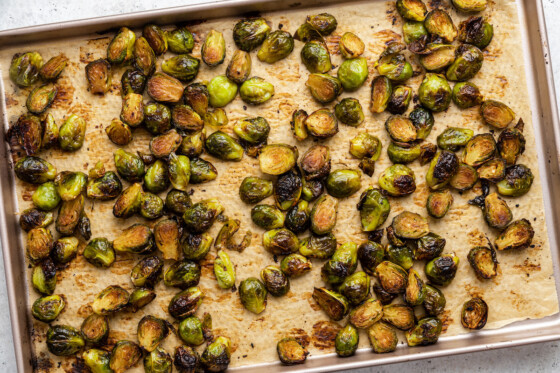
(370, 76), (392, 113)
(239, 176), (273, 204)
(55, 194), (84, 236)
(152, 219), (180, 261)
(418, 44), (456, 71)
(137, 315), (170, 352)
(121, 69), (147, 96)
(305, 108), (338, 138)
(335, 324), (359, 357)
(167, 153), (191, 191)
(165, 188), (192, 215)
(380, 304), (414, 330)
(404, 269), (426, 306)
(426, 150), (459, 190)
(387, 85), (412, 115)
(9, 51), (42, 87)
(397, 0), (427, 21)
(32, 181), (60, 211)
(357, 188), (390, 232)
(9, 113), (42, 156)
(495, 219), (534, 251)
(162, 55), (200, 82)
(385, 243), (414, 270)
(183, 198), (224, 233)
(468, 246), (497, 279)
(425, 9), (457, 42)
(403, 21), (428, 45)
(32, 294), (65, 323)
(251, 204), (285, 230)
(144, 347), (173, 373)
(213, 250), (236, 289)
(200, 336), (231, 372)
(261, 265), (290, 297)
(92, 285), (129, 315)
(377, 49), (413, 82)
(142, 160), (170, 195)
(31, 259), (56, 295)
(41, 113), (59, 150)
(348, 298), (383, 329)
(26, 83), (57, 115)
(301, 40), (332, 73)
(407, 107), (433, 140)
(174, 345), (200, 372)
(182, 84), (208, 117)
(128, 288), (157, 312)
(168, 286), (204, 319)
(52, 172), (85, 203)
(105, 118), (132, 146)
(144, 102), (172, 135)
(420, 143), (438, 164)
(357, 241), (385, 276)
(289, 109), (308, 141)
(461, 133), (496, 167)
(387, 142), (421, 164)
(81, 313), (109, 345)
(257, 30), (294, 63)
(238, 277), (268, 314)
(225, 50), (252, 85)
(306, 13), (337, 35)
(309, 194), (337, 235)
(481, 192), (512, 229)
(83, 237), (115, 268)
(180, 130), (206, 159)
(321, 242), (359, 284)
(378, 164), (416, 197)
(256, 144), (297, 176)
(493, 164), (533, 197)
(15, 156), (57, 185)
(372, 281), (396, 305)
(446, 44), (484, 81)
(234, 116), (270, 148)
(239, 76), (275, 105)
(337, 32), (364, 59)
(233, 18), (271, 51)
(46, 325), (85, 356)
(285, 200), (310, 233)
(181, 232), (213, 261)
(425, 253), (459, 286)
(338, 57), (369, 91)
(385, 115), (417, 143)
(335, 98), (364, 126)
(133, 36), (156, 76)
(178, 316), (204, 346)
(437, 127), (474, 151)
(113, 182), (143, 218)
(85, 59), (112, 95)
(312, 287), (349, 321)
(110, 340), (143, 373)
(461, 297), (488, 330)
(262, 228), (299, 255)
(114, 148), (145, 183)
(167, 27), (195, 54)
(207, 75), (238, 108)
(452, 0), (487, 13)
(302, 179), (325, 202)
(59, 114), (87, 151)
(449, 163), (478, 191)
(306, 73), (342, 104)
(300, 145), (329, 181)
(367, 321), (398, 353)
(418, 73), (452, 112)
(375, 261), (408, 294)
(143, 24), (168, 55)
(497, 119), (525, 165)
(83, 349), (112, 373)
(20, 208), (53, 232)
(423, 284), (446, 316)
(458, 16), (493, 50)
(51, 236), (78, 264)
(189, 158), (218, 184)
(113, 224), (154, 254)
(452, 81), (483, 108)
(205, 131), (244, 161)
(426, 189), (453, 218)
(406, 317), (442, 346)
(107, 27), (135, 64)
(131, 256), (164, 288)
(299, 233), (337, 259)
(281, 253), (312, 278)
(338, 271), (371, 306)
(200, 30), (226, 67)
(326, 169), (361, 198)
(171, 105), (203, 132)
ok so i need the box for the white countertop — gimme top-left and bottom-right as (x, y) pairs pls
(1, 0), (559, 371)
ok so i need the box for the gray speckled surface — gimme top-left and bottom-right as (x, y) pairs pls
(0, 0), (559, 371)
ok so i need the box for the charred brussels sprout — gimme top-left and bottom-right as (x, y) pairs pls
(42, 114), (59, 150)
(10, 113), (42, 156)
(458, 16), (493, 49)
(424, 9), (457, 43)
(240, 176), (273, 204)
(406, 317), (442, 346)
(239, 277), (268, 314)
(305, 108), (338, 138)
(46, 325), (85, 356)
(143, 24), (167, 55)
(419, 44), (456, 71)
(397, 0), (427, 21)
(165, 189), (192, 215)
(312, 287), (349, 321)
(206, 131), (244, 161)
(321, 242), (359, 285)
(301, 145), (330, 180)
(81, 313), (109, 345)
(168, 286), (204, 319)
(26, 84), (57, 114)
(83, 238), (115, 268)
(368, 321), (398, 353)
(137, 315), (170, 352)
(306, 73), (342, 104)
(437, 127), (474, 151)
(168, 153), (191, 191)
(338, 271), (371, 306)
(190, 158), (217, 184)
(114, 148), (145, 182)
(233, 18), (271, 51)
(263, 228), (299, 255)
(92, 285), (129, 315)
(181, 232), (213, 260)
(415, 233), (446, 261)
(144, 347), (173, 373)
(172, 104), (203, 132)
(258, 30), (294, 63)
(153, 218), (180, 261)
(426, 189), (453, 218)
(54, 172), (87, 202)
(311, 194), (338, 235)
(107, 27), (135, 64)
(55, 194), (84, 236)
(167, 27), (194, 54)
(426, 150), (459, 190)
(425, 254), (459, 286)
(131, 256), (164, 288)
(335, 98), (364, 126)
(450, 163), (478, 191)
(335, 324), (359, 357)
(358, 241), (385, 275)
(201, 30), (226, 67)
(32, 181), (60, 211)
(200, 336), (232, 372)
(113, 182), (143, 218)
(178, 316), (204, 346)
(213, 250), (236, 289)
(385, 115), (417, 143)
(462, 133), (496, 167)
(468, 246), (498, 279)
(418, 73), (452, 112)
(408, 107), (434, 140)
(370, 76), (392, 113)
(301, 40), (332, 73)
(184, 83), (209, 116)
(180, 130), (206, 158)
(9, 51), (43, 87)
(110, 340), (143, 373)
(83, 349), (112, 373)
(495, 219), (534, 251)
(481, 100), (515, 129)
(348, 298), (382, 329)
(147, 72), (184, 103)
(182, 198), (224, 233)
(483, 192), (512, 229)
(339, 32), (365, 59)
(162, 55), (200, 82)
(113, 224), (154, 254)
(378, 164), (416, 197)
(59, 114), (87, 151)
(326, 169), (361, 198)
(106, 118), (132, 146)
(496, 164), (533, 197)
(143, 160), (170, 194)
(281, 253), (312, 277)
(143, 102), (171, 135)
(14, 156), (56, 184)
(32, 259), (56, 295)
(446, 44), (484, 81)
(376, 48), (413, 82)
(452, 0), (487, 13)
(52, 236), (79, 264)
(423, 284), (446, 316)
(121, 69), (147, 96)
(234, 116), (270, 146)
(452, 81), (483, 108)
(338, 57), (369, 91)
(403, 21), (428, 44)
(32, 294), (65, 323)
(306, 13), (337, 35)
(387, 85), (412, 115)
(387, 142), (421, 164)
(251, 204), (285, 229)
(285, 200), (310, 233)
(302, 179), (324, 201)
(129, 288), (156, 312)
(20, 208), (53, 232)
(207, 75), (238, 108)
(375, 261), (408, 294)
(227, 50), (252, 84)
(461, 297), (488, 329)
(498, 119), (526, 165)
(358, 187), (390, 232)
(405, 269), (426, 306)
(134, 37), (156, 76)
(174, 345), (200, 372)
(261, 265), (290, 296)
(239, 76), (274, 105)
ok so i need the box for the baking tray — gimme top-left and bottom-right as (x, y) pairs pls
(0, 0), (559, 371)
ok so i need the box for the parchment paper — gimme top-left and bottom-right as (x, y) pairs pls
(0, 0), (557, 371)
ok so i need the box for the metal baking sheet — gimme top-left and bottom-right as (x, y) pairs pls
(0, 0), (559, 371)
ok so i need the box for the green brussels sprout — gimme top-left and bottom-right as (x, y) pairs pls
(233, 18), (271, 51)
(83, 349), (112, 373)
(167, 153), (191, 191)
(143, 24), (168, 55)
(165, 188), (192, 215)
(54, 171), (87, 202)
(20, 208), (53, 232)
(285, 200), (310, 233)
(386, 244), (414, 270)
(201, 30), (226, 67)
(403, 21), (428, 44)
(179, 233), (212, 261)
(302, 179), (326, 201)
(380, 304), (414, 330)
(239, 76), (275, 105)
(350, 133), (382, 175)
(178, 132), (205, 160)
(139, 193), (165, 222)
(325, 169), (361, 198)
(32, 294), (65, 323)
(376, 52), (413, 82)
(312, 287), (349, 321)
(349, 298), (383, 329)
(496, 164), (533, 197)
(262, 228), (299, 255)
(144, 347), (173, 373)
(189, 158), (218, 184)
(131, 256), (164, 288)
(215, 219), (248, 252)
(238, 277), (268, 314)
(449, 162), (478, 191)
(144, 102), (172, 135)
(306, 73), (342, 104)
(386, 225), (406, 248)
(357, 187), (390, 232)
(240, 176), (273, 204)
(387, 142), (421, 164)
(495, 219), (534, 251)
(234, 117), (270, 146)
(257, 30), (294, 63)
(81, 313), (109, 345)
(107, 27), (135, 64)
(113, 182), (143, 218)
(338, 57), (369, 91)
(310, 194), (338, 235)
(300, 144), (330, 180)
(406, 317), (442, 346)
(121, 69), (147, 96)
(385, 115), (417, 143)
(294, 20), (325, 42)
(321, 242), (359, 284)
(114, 148), (145, 182)
(409, 106), (434, 140)
(59, 114), (87, 151)
(31, 259), (56, 295)
(397, 0), (427, 21)
(418, 44), (456, 71)
(387, 85), (412, 115)
(425, 253), (459, 286)
(92, 285), (129, 315)
(452, 0), (487, 13)
(83, 237), (115, 268)
(335, 98), (365, 126)
(226, 50), (252, 84)
(339, 32), (364, 59)
(167, 27), (195, 54)
(162, 54), (200, 82)
(9, 51), (43, 87)
(205, 131), (244, 161)
(462, 133), (496, 167)
(200, 336), (231, 372)
(41, 113), (59, 150)
(143, 160), (170, 194)
(498, 119), (526, 165)
(418, 73), (452, 112)
(461, 297), (488, 330)
(182, 198), (224, 233)
(358, 241), (385, 275)
(147, 72), (184, 103)
(204, 108), (229, 129)
(405, 268), (426, 306)
(106, 118), (132, 146)
(426, 150), (459, 190)
(452, 81), (483, 108)
(137, 315), (170, 352)
(168, 286), (204, 319)
(281, 253), (312, 277)
(306, 13), (338, 35)
(26, 83), (57, 114)
(305, 108), (338, 139)
(32, 181), (60, 211)
(133, 36), (156, 76)
(437, 127), (474, 151)
(370, 76), (392, 113)
(207, 75), (238, 108)
(420, 143), (438, 165)
(468, 246), (498, 279)
(367, 321), (398, 353)
(424, 9), (457, 42)
(299, 232), (337, 259)
(251, 204), (285, 229)
(52, 236), (79, 264)
(56, 194), (85, 236)
(178, 316), (204, 346)
(113, 224), (154, 254)
(378, 164), (416, 197)
(446, 44), (484, 81)
(128, 288), (156, 312)
(261, 265), (290, 297)
(46, 325), (85, 356)
(426, 189), (453, 218)
(375, 261), (408, 294)
(211, 250), (235, 289)
(110, 340), (143, 373)
(338, 271), (370, 306)
(424, 284), (446, 316)
(172, 104), (204, 132)
(301, 40), (332, 73)
(458, 16), (493, 50)
(335, 324), (359, 357)
(182, 83), (209, 117)
(483, 192), (512, 230)
(8, 113), (42, 156)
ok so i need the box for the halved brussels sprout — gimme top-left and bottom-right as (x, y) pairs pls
(213, 250), (236, 289)
(335, 98), (365, 127)
(144, 102), (172, 135)
(26, 83), (57, 114)
(239, 177), (273, 204)
(31, 259), (56, 295)
(77, 213), (91, 241)
(285, 200), (310, 233)
(258, 143), (297, 175)
(113, 182), (142, 218)
(152, 218), (180, 261)
(300, 145), (329, 180)
(165, 189), (192, 215)
(110, 340), (143, 373)
(262, 228), (299, 255)
(9, 51), (42, 87)
(174, 345), (200, 372)
(178, 316), (204, 346)
(92, 285), (129, 315)
(20, 208), (53, 232)
(301, 40), (332, 73)
(168, 286), (204, 319)
(378, 164), (416, 197)
(205, 131), (244, 161)
(41, 113), (59, 150)
(32, 181), (60, 211)
(387, 85), (412, 115)
(182, 198), (224, 233)
(134, 37), (156, 76)
(426, 150), (459, 190)
(461, 297), (488, 330)
(368, 321), (398, 353)
(105, 118), (132, 146)
(387, 142), (421, 164)
(339, 32), (365, 59)
(370, 76), (392, 113)
(52, 236), (79, 264)
(468, 246), (497, 279)
(403, 21), (428, 44)
(322, 242), (359, 284)
(131, 256), (164, 288)
(273, 169), (302, 210)
(498, 119), (526, 165)
(201, 30), (226, 67)
(496, 164), (534, 197)
(458, 16), (493, 49)
(305, 108), (338, 138)
(181, 232), (213, 261)
(289, 109), (308, 141)
(107, 27), (135, 64)
(446, 44), (484, 81)
(113, 224), (154, 254)
(233, 18), (271, 51)
(306, 73), (342, 104)
(357, 187), (390, 232)
(226, 50), (252, 84)
(425, 253), (459, 286)
(326, 169), (361, 198)
(424, 284), (446, 316)
(335, 324), (359, 357)
(83, 349), (112, 373)
(437, 127), (474, 151)
(397, 0), (427, 21)
(180, 129), (206, 158)
(418, 73), (452, 112)
(419, 44), (456, 71)
(462, 133), (496, 167)
(56, 194), (85, 236)
(32, 294), (65, 323)
(81, 313), (109, 345)
(375, 261), (408, 294)
(302, 179), (326, 202)
(258, 30), (294, 63)
(138, 315), (170, 352)
(128, 288), (156, 312)
(59, 114), (87, 151)
(121, 69), (147, 96)
(495, 219), (534, 251)
(373, 282), (397, 305)
(424, 9), (457, 42)
(406, 317), (442, 346)
(167, 153), (191, 191)
(171, 105), (203, 132)
(234, 117), (270, 146)
(281, 253), (312, 278)
(385, 115), (417, 143)
(415, 233), (446, 261)
(312, 287), (349, 321)
(376, 50), (413, 81)
(386, 244), (414, 270)
(15, 156), (57, 185)
(307, 13), (337, 35)
(142, 160), (170, 194)
(381, 304), (415, 330)
(452, 81), (483, 108)
(239, 277), (268, 314)
(405, 269), (426, 306)
(85, 59), (111, 94)
(46, 325), (85, 356)
(277, 337), (308, 365)
(338, 271), (370, 306)
(9, 113), (42, 156)
(449, 163), (478, 191)
(54, 172), (87, 202)
(483, 192), (512, 230)
(261, 265), (290, 297)
(358, 241), (385, 275)
(207, 75), (238, 108)
(147, 72), (184, 103)
(426, 189), (453, 218)
(251, 204), (285, 230)
(452, 0), (487, 13)
(114, 148), (145, 183)
(349, 298), (383, 329)
(190, 158), (218, 184)
(167, 27), (195, 54)
(144, 347), (173, 373)
(310, 194), (338, 235)
(299, 233), (337, 259)
(143, 24), (168, 55)
(239, 76), (275, 105)
(83, 237), (115, 268)
(162, 54), (200, 82)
